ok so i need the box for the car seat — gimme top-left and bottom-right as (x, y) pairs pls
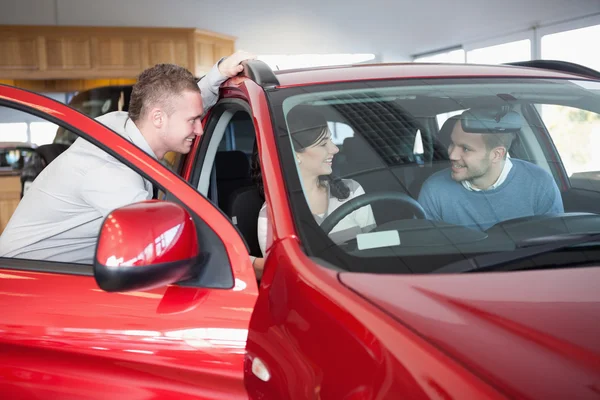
(214, 150), (253, 211)
(20, 143), (70, 197)
(224, 146), (265, 257)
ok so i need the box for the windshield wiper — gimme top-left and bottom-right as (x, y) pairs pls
(434, 232), (600, 273)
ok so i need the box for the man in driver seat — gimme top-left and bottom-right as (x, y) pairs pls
(418, 108), (564, 231)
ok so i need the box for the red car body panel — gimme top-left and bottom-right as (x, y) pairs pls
(244, 238), (512, 399)
(0, 62), (599, 399)
(0, 270), (252, 398)
(340, 269), (600, 399)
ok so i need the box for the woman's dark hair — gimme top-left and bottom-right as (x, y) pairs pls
(286, 105), (349, 200)
(251, 144), (265, 200)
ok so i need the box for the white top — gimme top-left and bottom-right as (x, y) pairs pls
(0, 63), (227, 264)
(462, 158), (513, 191)
(256, 179), (376, 256)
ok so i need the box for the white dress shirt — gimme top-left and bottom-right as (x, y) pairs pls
(255, 179), (376, 257)
(0, 63), (227, 264)
(462, 158), (513, 192)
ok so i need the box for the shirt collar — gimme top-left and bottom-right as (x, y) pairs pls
(123, 117), (158, 160)
(462, 158), (513, 191)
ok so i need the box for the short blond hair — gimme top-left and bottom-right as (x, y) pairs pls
(128, 64), (199, 122)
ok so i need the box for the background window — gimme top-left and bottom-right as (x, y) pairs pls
(258, 54), (375, 70)
(436, 110), (465, 129)
(30, 122), (59, 146)
(467, 39), (531, 64)
(0, 123), (28, 143)
(327, 121), (354, 145)
(540, 105), (600, 177)
(542, 24), (600, 70)
(414, 49), (465, 63)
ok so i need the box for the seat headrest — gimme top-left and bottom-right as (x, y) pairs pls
(215, 151), (250, 180)
(36, 143), (70, 164)
(228, 186), (264, 257)
(437, 116), (460, 150)
(343, 136), (383, 165)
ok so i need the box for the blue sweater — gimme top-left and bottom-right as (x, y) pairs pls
(417, 159), (564, 230)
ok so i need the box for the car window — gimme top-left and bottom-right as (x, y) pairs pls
(540, 104), (600, 186)
(268, 77), (600, 274)
(0, 122), (28, 142)
(327, 121), (354, 145)
(0, 106), (64, 236)
(0, 104), (160, 266)
(436, 110), (465, 129)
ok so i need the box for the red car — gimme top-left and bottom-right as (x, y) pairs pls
(1, 60), (599, 399)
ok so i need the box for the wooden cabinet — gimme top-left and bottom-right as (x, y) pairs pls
(0, 36), (40, 71)
(0, 26), (236, 80)
(94, 36), (144, 71)
(46, 36), (92, 70)
(194, 31), (235, 76)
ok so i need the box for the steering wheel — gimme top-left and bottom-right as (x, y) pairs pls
(320, 191), (426, 234)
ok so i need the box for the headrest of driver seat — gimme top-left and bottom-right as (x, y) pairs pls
(437, 116), (460, 150)
(215, 150), (250, 180)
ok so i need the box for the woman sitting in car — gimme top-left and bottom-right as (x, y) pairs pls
(251, 105), (376, 278)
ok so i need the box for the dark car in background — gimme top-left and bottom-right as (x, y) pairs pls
(0, 142), (36, 175)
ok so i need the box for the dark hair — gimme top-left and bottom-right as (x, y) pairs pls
(128, 64), (200, 122)
(481, 132), (516, 159)
(458, 109), (516, 159)
(251, 144), (265, 200)
(286, 105), (349, 200)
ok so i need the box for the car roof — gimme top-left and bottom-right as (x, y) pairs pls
(270, 62), (596, 88)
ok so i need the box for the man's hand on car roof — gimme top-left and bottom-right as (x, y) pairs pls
(219, 50), (257, 77)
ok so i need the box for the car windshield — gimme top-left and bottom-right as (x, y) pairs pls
(268, 77), (600, 274)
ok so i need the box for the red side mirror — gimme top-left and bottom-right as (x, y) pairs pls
(94, 200), (200, 292)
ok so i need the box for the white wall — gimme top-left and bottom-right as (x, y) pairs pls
(1, 0), (599, 60)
